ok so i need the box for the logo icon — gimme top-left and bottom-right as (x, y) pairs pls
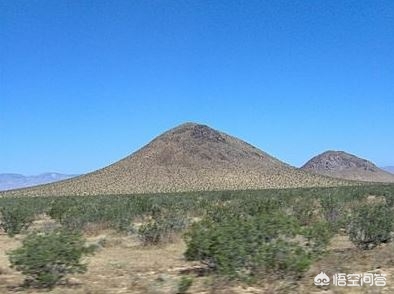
(314, 272), (330, 286)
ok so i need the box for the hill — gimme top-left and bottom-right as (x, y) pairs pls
(301, 151), (394, 182)
(1, 123), (348, 196)
(0, 173), (78, 191)
(382, 166), (394, 174)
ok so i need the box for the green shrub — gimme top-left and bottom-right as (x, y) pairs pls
(256, 239), (312, 279)
(383, 193), (394, 208)
(0, 205), (34, 237)
(8, 229), (94, 288)
(138, 220), (162, 245)
(110, 216), (133, 233)
(184, 212), (309, 280)
(320, 194), (344, 230)
(138, 210), (187, 245)
(291, 198), (315, 226)
(48, 200), (86, 230)
(302, 221), (334, 255)
(348, 204), (393, 249)
(177, 276), (193, 293)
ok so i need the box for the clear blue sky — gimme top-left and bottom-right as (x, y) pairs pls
(1, 0), (393, 175)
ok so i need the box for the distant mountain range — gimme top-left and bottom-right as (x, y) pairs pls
(382, 166), (394, 174)
(0, 173), (79, 191)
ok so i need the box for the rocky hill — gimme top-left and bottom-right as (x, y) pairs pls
(1, 123), (348, 196)
(301, 151), (394, 182)
(382, 166), (394, 174)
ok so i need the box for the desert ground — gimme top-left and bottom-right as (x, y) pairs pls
(1, 220), (393, 294)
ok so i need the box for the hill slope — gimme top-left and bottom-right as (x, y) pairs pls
(0, 173), (78, 191)
(301, 151), (394, 182)
(1, 123), (348, 196)
(382, 166), (394, 174)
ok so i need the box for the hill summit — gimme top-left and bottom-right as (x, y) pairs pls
(2, 123), (346, 196)
(301, 150), (394, 182)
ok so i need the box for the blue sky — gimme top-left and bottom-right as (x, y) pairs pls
(1, 0), (393, 175)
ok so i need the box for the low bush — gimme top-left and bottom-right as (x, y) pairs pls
(0, 205), (34, 237)
(256, 239), (312, 279)
(302, 220), (334, 255)
(8, 229), (95, 288)
(138, 208), (187, 245)
(320, 194), (345, 230)
(177, 276), (193, 293)
(291, 197), (316, 226)
(48, 199), (87, 231)
(184, 212), (310, 280)
(348, 204), (393, 249)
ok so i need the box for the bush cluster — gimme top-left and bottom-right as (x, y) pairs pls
(184, 212), (312, 280)
(177, 276), (193, 293)
(8, 229), (94, 288)
(348, 203), (393, 249)
(138, 206), (188, 245)
(0, 204), (34, 237)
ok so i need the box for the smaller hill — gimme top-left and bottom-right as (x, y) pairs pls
(382, 166), (394, 174)
(301, 151), (394, 182)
